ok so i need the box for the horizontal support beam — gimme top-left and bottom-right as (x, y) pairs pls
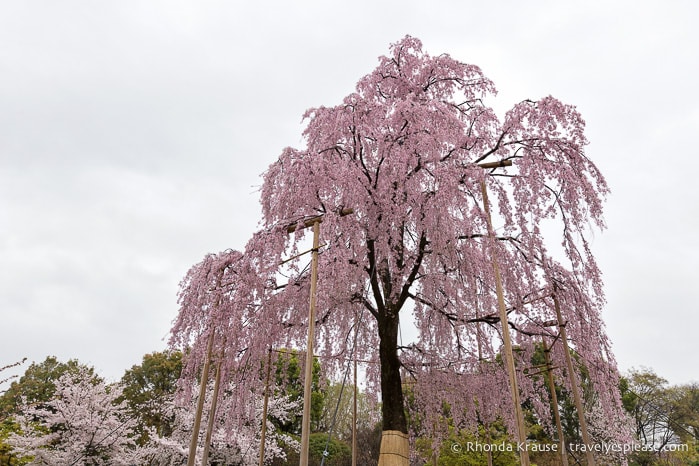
(478, 159), (513, 169)
(286, 208), (355, 234)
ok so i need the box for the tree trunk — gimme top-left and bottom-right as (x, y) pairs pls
(378, 306), (407, 433)
(377, 306), (410, 466)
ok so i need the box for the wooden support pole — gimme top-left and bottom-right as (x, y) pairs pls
(300, 221), (321, 466)
(475, 301), (494, 466)
(480, 179), (530, 466)
(553, 293), (596, 466)
(259, 348), (273, 466)
(485, 426), (494, 466)
(201, 355), (223, 465)
(283, 209), (355, 465)
(432, 420), (440, 465)
(187, 332), (214, 466)
(542, 337), (569, 466)
(352, 333), (358, 466)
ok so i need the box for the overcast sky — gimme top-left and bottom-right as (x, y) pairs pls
(1, 1), (697, 387)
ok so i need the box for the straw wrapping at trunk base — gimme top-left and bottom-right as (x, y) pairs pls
(378, 430), (409, 466)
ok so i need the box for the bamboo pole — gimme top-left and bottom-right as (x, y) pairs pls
(259, 348), (273, 466)
(300, 221), (321, 466)
(480, 179), (530, 466)
(188, 332), (214, 466)
(542, 337), (569, 466)
(201, 355), (223, 465)
(553, 293), (596, 466)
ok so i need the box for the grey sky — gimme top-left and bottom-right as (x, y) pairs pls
(1, 1), (697, 386)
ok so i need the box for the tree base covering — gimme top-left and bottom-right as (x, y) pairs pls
(378, 430), (409, 466)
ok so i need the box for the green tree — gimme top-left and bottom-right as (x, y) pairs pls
(0, 418), (29, 466)
(308, 432), (351, 466)
(0, 356), (90, 419)
(119, 350), (182, 444)
(419, 424), (518, 466)
(619, 376), (638, 413)
(0, 360), (28, 466)
(316, 381), (377, 443)
(666, 383), (699, 465)
(626, 368), (675, 447)
(621, 368), (699, 466)
(668, 383), (699, 444)
(272, 350), (324, 435)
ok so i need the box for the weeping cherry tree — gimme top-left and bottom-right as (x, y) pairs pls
(171, 36), (627, 464)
